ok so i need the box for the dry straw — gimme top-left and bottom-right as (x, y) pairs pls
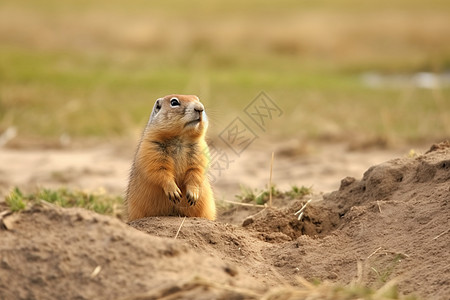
(269, 152), (274, 207)
(174, 216), (186, 239)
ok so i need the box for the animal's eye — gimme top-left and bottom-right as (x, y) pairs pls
(170, 98), (180, 107)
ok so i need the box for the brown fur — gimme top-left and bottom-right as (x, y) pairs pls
(124, 95), (216, 221)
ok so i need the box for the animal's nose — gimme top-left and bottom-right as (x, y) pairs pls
(194, 103), (204, 113)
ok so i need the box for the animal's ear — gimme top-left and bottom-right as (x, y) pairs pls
(149, 98), (163, 124)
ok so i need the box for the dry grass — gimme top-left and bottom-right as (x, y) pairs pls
(126, 276), (418, 300)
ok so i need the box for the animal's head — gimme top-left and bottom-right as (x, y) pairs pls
(147, 94), (208, 139)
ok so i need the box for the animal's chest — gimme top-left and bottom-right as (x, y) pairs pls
(167, 141), (185, 158)
(167, 141), (197, 176)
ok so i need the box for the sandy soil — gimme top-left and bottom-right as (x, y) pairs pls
(0, 139), (405, 199)
(0, 141), (449, 299)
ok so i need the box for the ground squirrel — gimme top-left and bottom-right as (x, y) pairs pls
(125, 94), (216, 221)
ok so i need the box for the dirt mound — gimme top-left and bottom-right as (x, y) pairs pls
(246, 142), (449, 298)
(0, 142), (449, 299)
(320, 142), (450, 299)
(0, 205), (264, 300)
(325, 142), (450, 215)
(128, 216), (283, 287)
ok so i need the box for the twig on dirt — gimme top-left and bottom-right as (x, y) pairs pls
(90, 265), (102, 278)
(222, 199), (266, 208)
(367, 246), (382, 259)
(174, 216), (186, 239)
(383, 250), (410, 258)
(370, 267), (380, 277)
(244, 207), (267, 223)
(368, 247), (410, 259)
(433, 228), (450, 240)
(39, 199), (59, 209)
(415, 219), (437, 234)
(294, 199), (312, 221)
(356, 260), (363, 284)
(0, 210), (13, 230)
(269, 151), (274, 208)
(0, 210), (12, 219)
(377, 200), (382, 213)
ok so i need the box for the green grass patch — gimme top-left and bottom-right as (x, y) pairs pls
(236, 185), (312, 205)
(4, 187), (123, 217)
(1, 45), (449, 143)
(287, 185), (313, 199)
(5, 187), (27, 212)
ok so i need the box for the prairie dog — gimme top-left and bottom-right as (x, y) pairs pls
(125, 95), (216, 221)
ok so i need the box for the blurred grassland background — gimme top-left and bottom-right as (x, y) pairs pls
(0, 0), (449, 147)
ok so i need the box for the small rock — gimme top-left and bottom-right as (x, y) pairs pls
(223, 264), (238, 277)
(242, 217), (254, 227)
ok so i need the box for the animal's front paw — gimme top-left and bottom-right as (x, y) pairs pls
(186, 186), (200, 206)
(163, 182), (182, 203)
